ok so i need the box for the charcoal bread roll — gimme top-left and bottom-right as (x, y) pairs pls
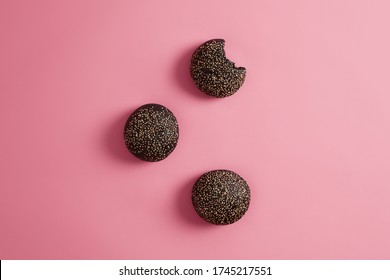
(190, 39), (246, 98)
(124, 104), (179, 162)
(192, 170), (250, 225)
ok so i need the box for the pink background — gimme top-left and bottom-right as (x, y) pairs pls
(1, 0), (390, 259)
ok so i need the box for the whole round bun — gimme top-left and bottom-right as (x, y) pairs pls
(190, 39), (246, 98)
(192, 170), (250, 225)
(124, 104), (179, 162)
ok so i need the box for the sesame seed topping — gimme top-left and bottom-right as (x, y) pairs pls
(192, 170), (250, 225)
(190, 39), (246, 98)
(124, 104), (179, 162)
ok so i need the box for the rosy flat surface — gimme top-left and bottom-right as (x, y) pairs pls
(1, 0), (390, 259)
